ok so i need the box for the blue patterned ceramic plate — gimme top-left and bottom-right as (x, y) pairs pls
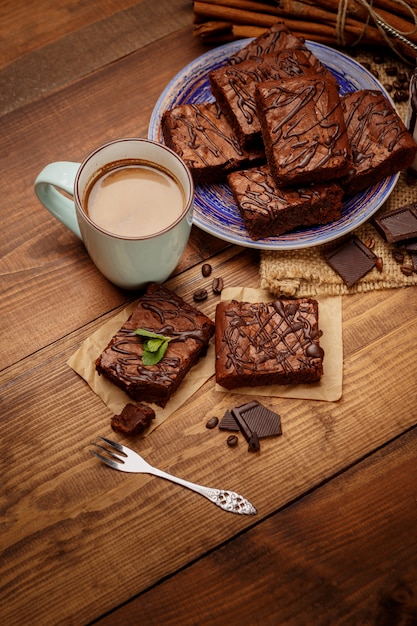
(149, 40), (399, 250)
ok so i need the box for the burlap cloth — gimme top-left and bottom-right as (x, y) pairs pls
(260, 50), (417, 297)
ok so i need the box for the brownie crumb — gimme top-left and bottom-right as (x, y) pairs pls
(111, 403), (155, 436)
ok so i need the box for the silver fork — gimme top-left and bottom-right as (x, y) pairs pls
(91, 436), (257, 515)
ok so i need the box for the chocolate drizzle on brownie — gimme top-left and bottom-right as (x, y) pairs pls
(96, 283), (215, 407)
(215, 298), (324, 389)
(174, 102), (245, 162)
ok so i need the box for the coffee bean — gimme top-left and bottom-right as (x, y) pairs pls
(386, 65), (398, 76)
(212, 277), (224, 295)
(226, 435), (238, 447)
(375, 257), (383, 273)
(202, 263), (212, 277)
(365, 237), (375, 250)
(193, 288), (208, 302)
(206, 416), (219, 429)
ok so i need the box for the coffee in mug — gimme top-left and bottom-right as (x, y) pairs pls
(84, 159), (185, 237)
(34, 138), (194, 289)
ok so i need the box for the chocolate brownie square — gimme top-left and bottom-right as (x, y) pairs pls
(161, 101), (264, 183)
(96, 283), (215, 407)
(209, 48), (317, 148)
(215, 298), (324, 389)
(227, 164), (343, 239)
(340, 90), (417, 194)
(255, 76), (352, 187)
(227, 20), (336, 87)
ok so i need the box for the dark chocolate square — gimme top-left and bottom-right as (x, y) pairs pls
(220, 401), (282, 439)
(373, 204), (417, 243)
(323, 235), (377, 288)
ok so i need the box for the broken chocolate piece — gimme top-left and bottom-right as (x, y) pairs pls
(230, 400), (282, 438)
(323, 235), (378, 287)
(219, 409), (240, 432)
(372, 203), (417, 243)
(231, 406), (253, 442)
(111, 403), (155, 436)
(248, 432), (260, 453)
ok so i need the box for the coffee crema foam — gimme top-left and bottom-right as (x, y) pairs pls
(84, 159), (185, 237)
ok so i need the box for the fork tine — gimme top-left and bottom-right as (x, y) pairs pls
(98, 436), (125, 453)
(90, 449), (121, 470)
(91, 441), (126, 464)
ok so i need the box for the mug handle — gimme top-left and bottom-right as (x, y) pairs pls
(34, 162), (82, 239)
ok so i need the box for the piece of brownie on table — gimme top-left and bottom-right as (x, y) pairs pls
(227, 164), (343, 239)
(255, 76), (352, 188)
(215, 298), (324, 390)
(340, 89), (417, 195)
(161, 101), (264, 183)
(96, 283), (215, 407)
(209, 48), (318, 148)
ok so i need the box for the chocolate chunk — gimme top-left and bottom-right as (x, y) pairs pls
(372, 203), (417, 243)
(323, 235), (378, 287)
(248, 432), (260, 453)
(231, 406), (253, 442)
(230, 400), (282, 439)
(219, 409), (240, 431)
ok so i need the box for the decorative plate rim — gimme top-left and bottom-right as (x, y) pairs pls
(149, 40), (399, 250)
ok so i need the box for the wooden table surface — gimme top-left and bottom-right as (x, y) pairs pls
(1, 2), (417, 625)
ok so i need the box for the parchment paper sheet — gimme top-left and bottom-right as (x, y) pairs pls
(67, 287), (343, 436)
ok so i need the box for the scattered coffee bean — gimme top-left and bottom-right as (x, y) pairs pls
(383, 83), (393, 92)
(375, 257), (384, 272)
(401, 264), (413, 276)
(202, 263), (212, 277)
(226, 435), (238, 447)
(373, 54), (384, 64)
(386, 65), (398, 76)
(394, 90), (409, 103)
(392, 250), (405, 264)
(365, 237), (375, 250)
(206, 416), (219, 429)
(212, 277), (224, 295)
(193, 288), (208, 302)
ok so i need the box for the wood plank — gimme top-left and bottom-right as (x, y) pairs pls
(0, 0), (140, 66)
(1, 263), (416, 624)
(93, 427), (417, 626)
(0, 0), (196, 114)
(0, 28), (218, 369)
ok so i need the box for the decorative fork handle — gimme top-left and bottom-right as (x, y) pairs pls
(150, 466), (257, 515)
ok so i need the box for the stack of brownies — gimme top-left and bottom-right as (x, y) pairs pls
(162, 21), (417, 241)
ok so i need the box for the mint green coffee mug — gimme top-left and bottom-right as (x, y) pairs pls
(35, 138), (194, 289)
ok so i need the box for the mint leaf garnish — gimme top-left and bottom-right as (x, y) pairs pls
(146, 338), (164, 352)
(134, 328), (172, 365)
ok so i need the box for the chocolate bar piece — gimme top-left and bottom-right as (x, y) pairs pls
(220, 401), (282, 438)
(373, 203), (417, 243)
(323, 235), (378, 288)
